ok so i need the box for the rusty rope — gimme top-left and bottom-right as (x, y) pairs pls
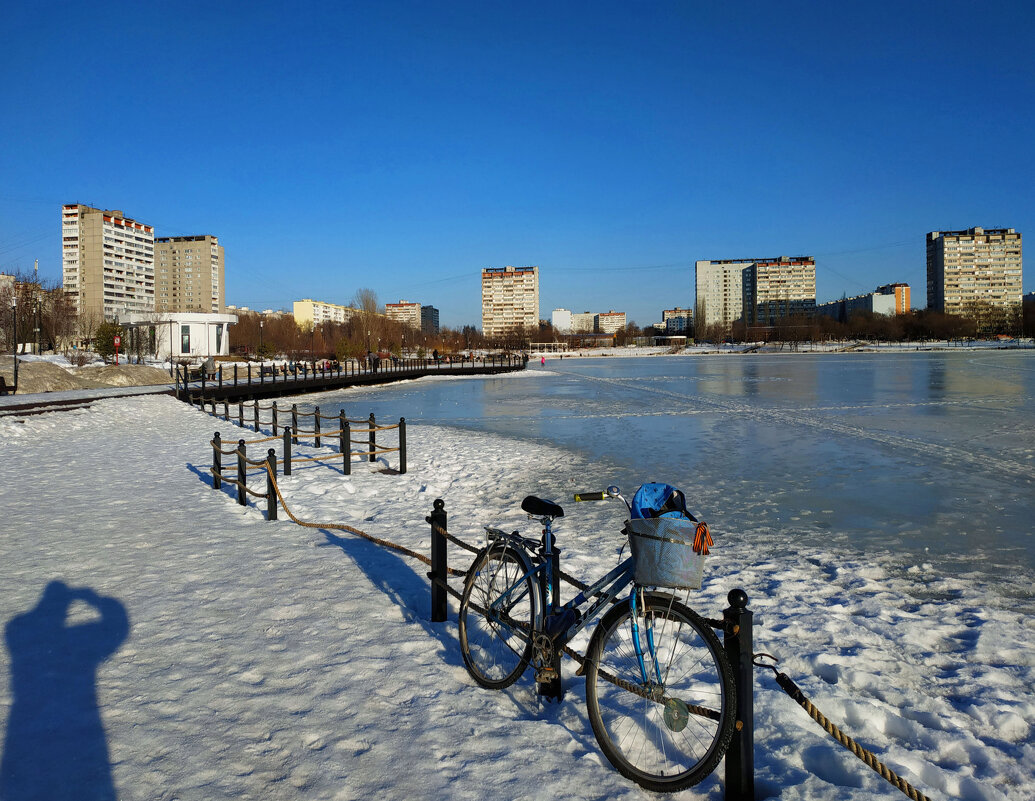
(755, 656), (932, 801)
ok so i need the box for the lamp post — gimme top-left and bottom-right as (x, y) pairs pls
(10, 296), (17, 392)
(259, 318), (264, 358)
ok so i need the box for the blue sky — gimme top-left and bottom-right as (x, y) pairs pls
(1, 1), (1032, 329)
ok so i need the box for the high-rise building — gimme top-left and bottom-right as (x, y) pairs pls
(595, 310), (626, 334)
(662, 307), (693, 333)
(694, 259), (751, 333)
(421, 305), (440, 335)
(61, 204), (154, 321)
(816, 283), (910, 321)
(742, 257), (816, 326)
(551, 308), (572, 334)
(876, 283), (911, 313)
(926, 228), (1022, 317)
(571, 312), (596, 333)
(481, 265), (539, 338)
(154, 235), (225, 314)
(386, 300), (422, 330)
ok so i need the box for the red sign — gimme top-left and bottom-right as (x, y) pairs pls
(114, 336), (121, 347)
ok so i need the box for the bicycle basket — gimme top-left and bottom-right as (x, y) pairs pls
(626, 517), (706, 589)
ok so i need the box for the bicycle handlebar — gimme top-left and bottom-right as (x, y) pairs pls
(573, 491), (607, 502)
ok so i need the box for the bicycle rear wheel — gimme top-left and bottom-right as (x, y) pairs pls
(584, 591), (735, 792)
(459, 545), (537, 689)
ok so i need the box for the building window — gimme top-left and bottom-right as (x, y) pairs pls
(181, 325), (191, 354)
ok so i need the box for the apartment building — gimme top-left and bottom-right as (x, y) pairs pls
(385, 300), (422, 330)
(61, 204), (155, 321)
(743, 257), (816, 326)
(662, 307), (693, 333)
(293, 299), (358, 328)
(926, 228), (1022, 316)
(695, 259), (751, 332)
(876, 283), (911, 313)
(816, 283), (910, 321)
(154, 235), (225, 314)
(595, 310), (627, 334)
(551, 308), (572, 334)
(571, 312), (596, 333)
(421, 305), (440, 335)
(481, 265), (539, 338)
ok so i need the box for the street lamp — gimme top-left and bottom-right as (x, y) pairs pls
(259, 318), (264, 358)
(9, 296), (17, 392)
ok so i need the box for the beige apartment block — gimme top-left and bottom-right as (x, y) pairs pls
(385, 300), (422, 330)
(61, 204), (155, 322)
(481, 265), (539, 338)
(926, 228), (1023, 317)
(571, 311), (596, 333)
(154, 235), (225, 314)
(743, 257), (816, 326)
(595, 310), (626, 334)
(695, 259), (751, 332)
(293, 299), (359, 328)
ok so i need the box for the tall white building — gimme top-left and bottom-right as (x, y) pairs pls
(743, 257), (816, 326)
(481, 265), (539, 338)
(695, 259), (750, 333)
(551, 308), (572, 333)
(293, 299), (358, 328)
(595, 310), (627, 334)
(62, 204), (155, 321)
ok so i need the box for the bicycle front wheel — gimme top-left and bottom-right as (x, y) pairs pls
(459, 544), (537, 690)
(585, 592), (735, 792)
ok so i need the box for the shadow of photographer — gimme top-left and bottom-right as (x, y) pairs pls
(1, 581), (129, 801)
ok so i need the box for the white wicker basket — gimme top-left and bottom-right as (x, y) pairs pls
(626, 517), (706, 589)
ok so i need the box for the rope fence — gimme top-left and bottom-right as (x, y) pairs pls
(202, 448), (938, 801)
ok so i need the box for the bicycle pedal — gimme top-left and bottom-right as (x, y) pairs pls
(535, 667), (559, 682)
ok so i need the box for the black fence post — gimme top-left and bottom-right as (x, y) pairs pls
(283, 426), (292, 475)
(238, 400), (244, 428)
(266, 448), (278, 521)
(368, 413), (376, 463)
(314, 406), (321, 448)
(201, 368), (206, 396)
(237, 440), (247, 506)
(427, 499), (447, 622)
(272, 401), (278, 436)
(398, 417), (406, 474)
(291, 404), (299, 445)
(213, 432), (222, 490)
(223, 400), (229, 421)
(253, 400), (259, 432)
(234, 363), (238, 385)
(218, 365), (223, 388)
(342, 419), (351, 475)
(724, 588), (754, 801)
(209, 398), (216, 417)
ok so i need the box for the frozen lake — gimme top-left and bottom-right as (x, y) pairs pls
(304, 351), (1035, 587)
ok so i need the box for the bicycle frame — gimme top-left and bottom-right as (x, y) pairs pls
(484, 518), (659, 686)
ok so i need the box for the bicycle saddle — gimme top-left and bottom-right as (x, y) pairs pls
(521, 495), (564, 518)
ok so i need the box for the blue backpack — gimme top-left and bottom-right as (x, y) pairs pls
(630, 483), (698, 521)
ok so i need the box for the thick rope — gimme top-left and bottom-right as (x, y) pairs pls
(266, 470), (467, 577)
(761, 664), (932, 801)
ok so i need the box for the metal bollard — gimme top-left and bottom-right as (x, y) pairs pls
(427, 499), (448, 622)
(213, 432), (222, 489)
(398, 418), (407, 474)
(724, 588), (754, 801)
(253, 400), (259, 432)
(292, 404), (299, 445)
(368, 413), (376, 463)
(223, 400), (229, 421)
(266, 449), (278, 521)
(314, 406), (321, 448)
(238, 400), (244, 428)
(341, 419), (351, 475)
(237, 440), (247, 506)
(272, 401), (278, 436)
(283, 426), (292, 476)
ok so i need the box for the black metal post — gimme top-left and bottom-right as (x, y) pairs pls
(218, 365), (223, 388)
(428, 499), (447, 622)
(724, 588), (754, 801)
(223, 400), (229, 421)
(314, 406), (321, 448)
(213, 432), (222, 489)
(238, 401), (244, 428)
(398, 418), (406, 474)
(266, 449), (278, 521)
(253, 400), (259, 432)
(340, 414), (350, 475)
(237, 440), (247, 506)
(283, 426), (292, 475)
(234, 363), (238, 385)
(368, 413), (376, 463)
(272, 402), (278, 436)
(291, 404), (299, 445)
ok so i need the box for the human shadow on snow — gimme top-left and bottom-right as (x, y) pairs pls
(1, 581), (129, 801)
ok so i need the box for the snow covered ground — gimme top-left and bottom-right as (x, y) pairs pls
(0, 383), (1032, 800)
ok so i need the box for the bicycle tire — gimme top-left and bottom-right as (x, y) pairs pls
(584, 591), (735, 792)
(459, 544), (538, 690)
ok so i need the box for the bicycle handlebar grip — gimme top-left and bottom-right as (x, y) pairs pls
(573, 491), (606, 501)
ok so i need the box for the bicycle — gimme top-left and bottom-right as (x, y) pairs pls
(458, 485), (736, 793)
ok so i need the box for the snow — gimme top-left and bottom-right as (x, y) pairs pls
(1, 382), (1032, 800)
